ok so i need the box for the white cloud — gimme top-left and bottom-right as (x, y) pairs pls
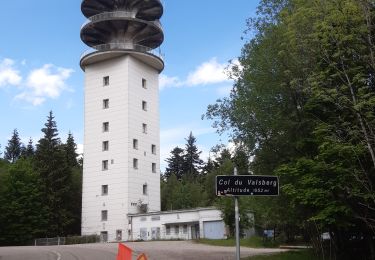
(159, 74), (182, 90)
(160, 57), (232, 90)
(77, 143), (83, 155)
(186, 57), (230, 86)
(0, 58), (22, 87)
(15, 64), (74, 106)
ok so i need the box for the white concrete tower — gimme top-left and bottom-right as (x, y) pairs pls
(80, 0), (164, 242)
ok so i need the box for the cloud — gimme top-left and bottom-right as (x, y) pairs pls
(159, 74), (182, 90)
(160, 57), (232, 90)
(15, 64), (74, 106)
(0, 58), (22, 87)
(186, 58), (230, 86)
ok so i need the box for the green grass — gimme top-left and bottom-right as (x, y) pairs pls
(243, 250), (320, 260)
(197, 236), (279, 248)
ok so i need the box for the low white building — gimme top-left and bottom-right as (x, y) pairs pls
(128, 207), (228, 241)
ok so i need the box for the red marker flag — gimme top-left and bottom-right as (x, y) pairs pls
(117, 243), (133, 260)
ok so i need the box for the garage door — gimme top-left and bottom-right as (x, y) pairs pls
(203, 221), (225, 239)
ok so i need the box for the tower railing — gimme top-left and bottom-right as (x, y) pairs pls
(81, 11), (162, 30)
(81, 43), (164, 61)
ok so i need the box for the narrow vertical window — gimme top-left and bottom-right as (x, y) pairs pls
(102, 160), (108, 171)
(103, 99), (109, 109)
(133, 158), (138, 169)
(142, 78), (147, 89)
(103, 122), (109, 132)
(102, 141), (109, 151)
(102, 185), (108, 195)
(133, 139), (138, 150)
(142, 123), (147, 134)
(152, 163), (157, 173)
(143, 183), (148, 195)
(101, 210), (108, 221)
(151, 144), (156, 155)
(142, 101), (147, 111)
(103, 76), (109, 86)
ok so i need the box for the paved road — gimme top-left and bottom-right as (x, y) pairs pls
(0, 241), (288, 260)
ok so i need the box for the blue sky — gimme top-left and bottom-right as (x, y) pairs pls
(0, 0), (259, 170)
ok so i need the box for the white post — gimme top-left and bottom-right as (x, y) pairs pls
(234, 167), (240, 260)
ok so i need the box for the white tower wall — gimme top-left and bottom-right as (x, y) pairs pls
(81, 55), (160, 241)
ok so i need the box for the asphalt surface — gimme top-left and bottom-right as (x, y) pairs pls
(0, 241), (288, 260)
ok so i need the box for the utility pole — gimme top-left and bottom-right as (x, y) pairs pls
(234, 167), (240, 260)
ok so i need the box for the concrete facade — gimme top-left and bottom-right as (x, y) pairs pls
(81, 55), (160, 242)
(128, 208), (227, 241)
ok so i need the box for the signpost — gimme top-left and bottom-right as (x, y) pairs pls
(216, 175), (279, 196)
(216, 170), (279, 260)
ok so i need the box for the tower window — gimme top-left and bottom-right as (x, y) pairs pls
(102, 185), (108, 195)
(142, 123), (147, 134)
(102, 141), (109, 151)
(101, 210), (108, 221)
(102, 160), (108, 171)
(151, 144), (156, 155)
(103, 76), (109, 86)
(143, 184), (148, 195)
(103, 122), (109, 132)
(103, 99), (109, 109)
(142, 78), (147, 89)
(142, 101), (147, 111)
(133, 158), (138, 169)
(133, 139), (138, 150)
(152, 163), (157, 173)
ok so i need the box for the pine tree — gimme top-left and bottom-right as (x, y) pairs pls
(20, 138), (35, 159)
(64, 132), (78, 168)
(183, 132), (204, 177)
(35, 111), (73, 236)
(164, 146), (185, 180)
(4, 129), (22, 163)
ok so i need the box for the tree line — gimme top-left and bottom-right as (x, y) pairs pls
(203, 0), (375, 259)
(161, 132), (252, 235)
(0, 111), (82, 246)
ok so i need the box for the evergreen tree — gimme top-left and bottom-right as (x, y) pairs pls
(0, 159), (48, 245)
(35, 111), (73, 236)
(64, 132), (78, 168)
(20, 138), (35, 159)
(183, 132), (204, 177)
(164, 146), (185, 180)
(4, 129), (22, 163)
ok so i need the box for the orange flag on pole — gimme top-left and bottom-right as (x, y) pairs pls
(117, 243), (133, 260)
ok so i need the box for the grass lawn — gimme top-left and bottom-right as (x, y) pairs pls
(243, 250), (320, 260)
(197, 236), (279, 248)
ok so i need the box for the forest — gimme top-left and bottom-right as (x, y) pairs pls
(0, 0), (374, 259)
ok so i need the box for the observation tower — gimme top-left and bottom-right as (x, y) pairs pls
(80, 0), (164, 242)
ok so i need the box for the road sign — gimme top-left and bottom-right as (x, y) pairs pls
(216, 175), (279, 196)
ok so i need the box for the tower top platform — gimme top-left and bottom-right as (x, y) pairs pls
(81, 0), (163, 20)
(80, 0), (164, 72)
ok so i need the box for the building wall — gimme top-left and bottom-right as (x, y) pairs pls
(82, 54), (160, 242)
(129, 208), (226, 241)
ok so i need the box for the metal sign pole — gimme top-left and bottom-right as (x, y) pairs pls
(234, 167), (240, 260)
